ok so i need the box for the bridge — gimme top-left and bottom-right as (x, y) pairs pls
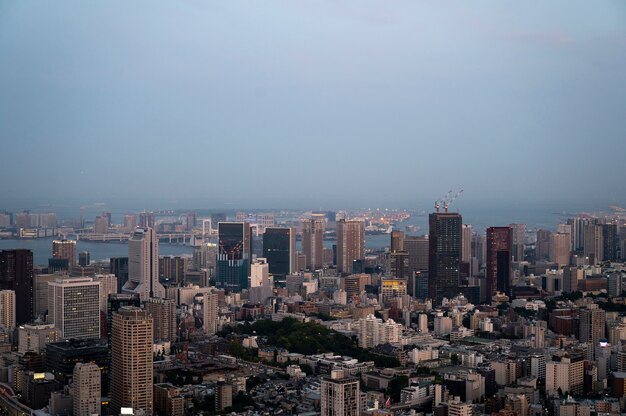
(0, 382), (32, 416)
(59, 232), (198, 245)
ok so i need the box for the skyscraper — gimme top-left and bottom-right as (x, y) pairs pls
(263, 227), (296, 277)
(73, 362), (101, 416)
(583, 223), (603, 264)
(390, 230), (405, 253)
(428, 212), (462, 304)
(405, 235), (429, 276)
(509, 223), (526, 262)
(579, 306), (606, 359)
(336, 219), (365, 274)
(216, 222), (251, 292)
(302, 215), (325, 270)
(52, 239), (77, 266)
(461, 224), (472, 263)
(486, 227), (512, 302)
(0, 249), (33, 325)
(110, 257), (129, 293)
(202, 290), (218, 335)
(48, 277), (100, 340)
(123, 227), (164, 301)
(320, 369), (360, 416)
(138, 211), (155, 229)
(111, 306), (153, 415)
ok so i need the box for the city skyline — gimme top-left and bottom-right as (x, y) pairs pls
(1, 2), (625, 209)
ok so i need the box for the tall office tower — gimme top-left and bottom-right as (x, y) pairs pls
(73, 362), (101, 416)
(159, 256), (187, 284)
(193, 242), (217, 275)
(321, 369), (360, 416)
(405, 236), (429, 276)
(33, 273), (56, 318)
(110, 257), (129, 293)
(48, 277), (100, 340)
(584, 223), (603, 264)
(342, 274), (369, 300)
(52, 239), (77, 266)
(336, 219), (365, 274)
(124, 214), (138, 233)
(471, 233), (485, 267)
(428, 212), (462, 304)
(509, 223), (526, 262)
(579, 306), (606, 359)
(390, 231), (405, 253)
(123, 227), (164, 301)
(602, 223), (619, 262)
(390, 252), (410, 280)
(568, 217), (589, 252)
(550, 233), (571, 267)
(94, 215), (109, 234)
(138, 211), (155, 228)
(0, 290), (15, 330)
(94, 274), (118, 313)
(146, 298), (176, 342)
(302, 215), (325, 270)
(461, 224), (472, 263)
(216, 222), (251, 292)
(535, 229), (552, 261)
(0, 249), (34, 325)
(111, 307), (153, 415)
(263, 227), (296, 277)
(202, 290), (218, 335)
(78, 251), (90, 267)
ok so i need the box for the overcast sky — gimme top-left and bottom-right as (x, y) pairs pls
(1, 1), (625, 212)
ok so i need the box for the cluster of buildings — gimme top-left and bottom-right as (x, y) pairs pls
(0, 207), (625, 415)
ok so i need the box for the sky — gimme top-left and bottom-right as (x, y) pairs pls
(1, 1), (625, 212)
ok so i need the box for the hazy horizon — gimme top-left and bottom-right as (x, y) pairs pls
(1, 2), (625, 209)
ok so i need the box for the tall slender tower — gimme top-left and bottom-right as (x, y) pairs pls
(0, 290), (15, 330)
(336, 219), (365, 274)
(486, 227), (512, 302)
(216, 222), (251, 292)
(111, 306), (153, 415)
(123, 227), (164, 301)
(302, 215), (325, 270)
(73, 362), (101, 416)
(428, 212), (462, 304)
(263, 227), (296, 277)
(0, 249), (33, 325)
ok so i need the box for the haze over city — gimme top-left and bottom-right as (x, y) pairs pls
(1, 1), (625, 210)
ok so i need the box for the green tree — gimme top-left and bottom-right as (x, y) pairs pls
(386, 375), (409, 403)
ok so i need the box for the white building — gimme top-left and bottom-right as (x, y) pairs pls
(48, 277), (100, 340)
(18, 323), (59, 353)
(73, 362), (101, 416)
(434, 316), (453, 337)
(123, 227), (165, 301)
(357, 314), (402, 348)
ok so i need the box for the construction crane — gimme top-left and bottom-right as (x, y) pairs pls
(435, 189), (464, 213)
(444, 189), (464, 212)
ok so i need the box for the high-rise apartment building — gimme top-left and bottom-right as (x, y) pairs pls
(216, 222), (251, 292)
(123, 227), (165, 301)
(546, 354), (584, 396)
(202, 289), (218, 335)
(579, 306), (606, 359)
(320, 370), (360, 416)
(390, 251), (410, 280)
(461, 224), (472, 263)
(0, 249), (33, 325)
(0, 290), (15, 330)
(535, 230), (552, 261)
(567, 217), (589, 252)
(602, 223), (619, 262)
(48, 277), (100, 340)
(550, 232), (571, 267)
(138, 212), (155, 229)
(486, 227), (512, 302)
(146, 298), (176, 342)
(584, 223), (603, 264)
(73, 362), (101, 416)
(336, 219), (364, 274)
(52, 240), (77, 266)
(428, 212), (462, 304)
(124, 214), (137, 233)
(263, 227), (296, 277)
(18, 323), (59, 353)
(302, 215), (325, 270)
(111, 307), (153, 415)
